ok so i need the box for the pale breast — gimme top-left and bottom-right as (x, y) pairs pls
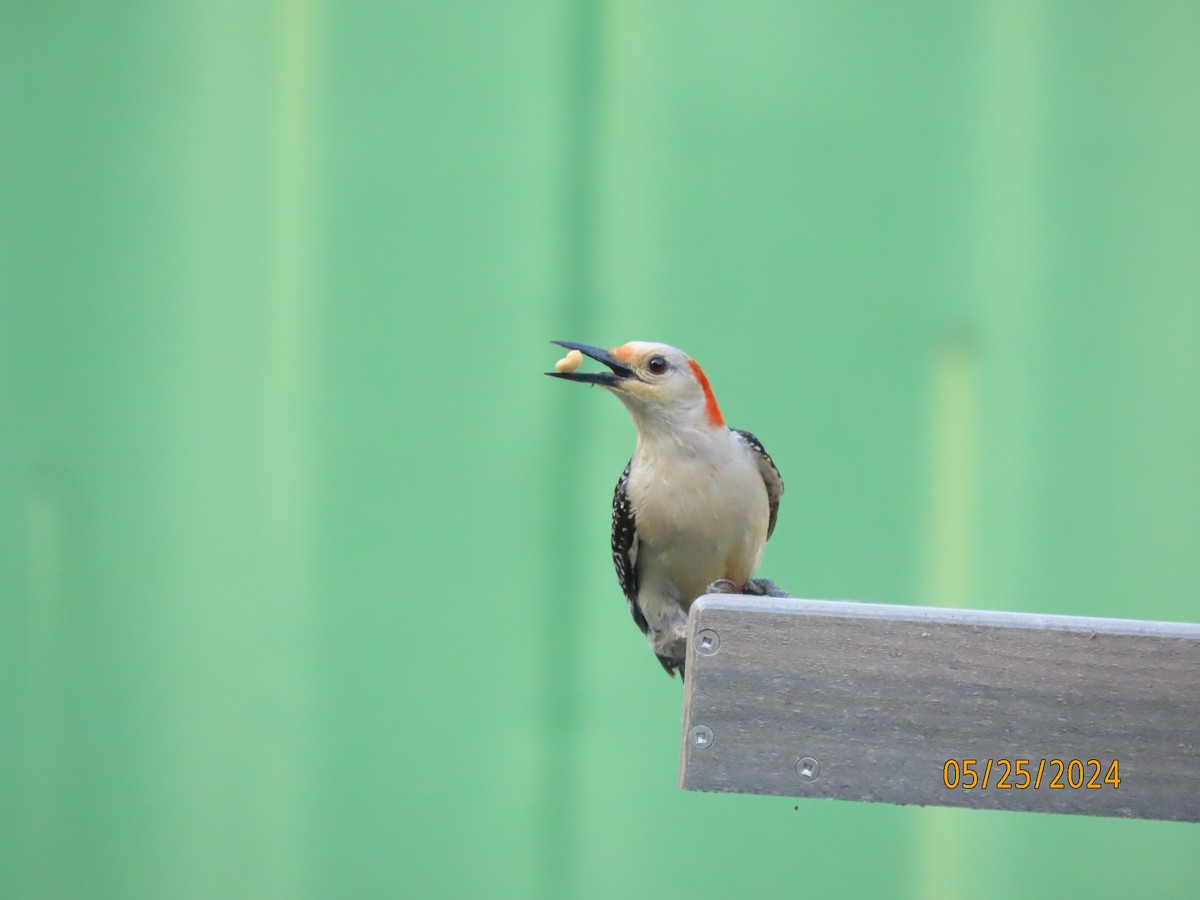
(628, 437), (769, 602)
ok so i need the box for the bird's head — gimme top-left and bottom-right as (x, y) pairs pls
(546, 340), (725, 436)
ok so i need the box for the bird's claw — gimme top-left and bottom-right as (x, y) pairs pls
(743, 578), (790, 597)
(705, 578), (740, 595)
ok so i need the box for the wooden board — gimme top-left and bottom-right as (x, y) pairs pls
(680, 596), (1200, 821)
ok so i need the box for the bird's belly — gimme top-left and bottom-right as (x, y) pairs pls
(641, 523), (763, 602)
(630, 458), (769, 614)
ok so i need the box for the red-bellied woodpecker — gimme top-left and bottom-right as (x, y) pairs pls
(547, 340), (786, 677)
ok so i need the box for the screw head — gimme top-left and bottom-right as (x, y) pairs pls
(688, 725), (714, 748)
(796, 757), (821, 780)
(696, 629), (721, 656)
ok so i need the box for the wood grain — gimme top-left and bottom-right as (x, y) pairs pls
(680, 596), (1200, 821)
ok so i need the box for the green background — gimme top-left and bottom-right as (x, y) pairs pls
(3, 2), (1198, 898)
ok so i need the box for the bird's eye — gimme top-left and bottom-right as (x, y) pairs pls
(647, 355), (668, 375)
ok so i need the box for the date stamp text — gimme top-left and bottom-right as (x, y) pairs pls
(942, 758), (1121, 790)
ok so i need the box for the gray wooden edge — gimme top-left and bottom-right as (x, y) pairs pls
(679, 595), (1200, 822)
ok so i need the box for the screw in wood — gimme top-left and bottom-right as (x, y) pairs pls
(688, 725), (714, 748)
(696, 629), (721, 656)
(796, 757), (820, 780)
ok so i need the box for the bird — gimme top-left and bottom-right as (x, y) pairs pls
(547, 340), (786, 677)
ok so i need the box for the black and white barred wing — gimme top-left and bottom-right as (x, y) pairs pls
(732, 429), (784, 539)
(611, 460), (649, 634)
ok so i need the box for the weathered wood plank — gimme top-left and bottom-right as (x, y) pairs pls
(680, 596), (1200, 821)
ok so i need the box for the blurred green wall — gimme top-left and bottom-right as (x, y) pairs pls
(2, 2), (1198, 898)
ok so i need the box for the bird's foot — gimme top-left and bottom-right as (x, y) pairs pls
(705, 578), (740, 595)
(743, 578), (791, 598)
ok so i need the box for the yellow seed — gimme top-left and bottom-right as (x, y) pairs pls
(554, 349), (583, 373)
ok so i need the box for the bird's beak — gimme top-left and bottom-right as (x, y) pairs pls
(545, 340), (637, 388)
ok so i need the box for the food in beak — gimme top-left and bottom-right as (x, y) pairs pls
(554, 349), (584, 373)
